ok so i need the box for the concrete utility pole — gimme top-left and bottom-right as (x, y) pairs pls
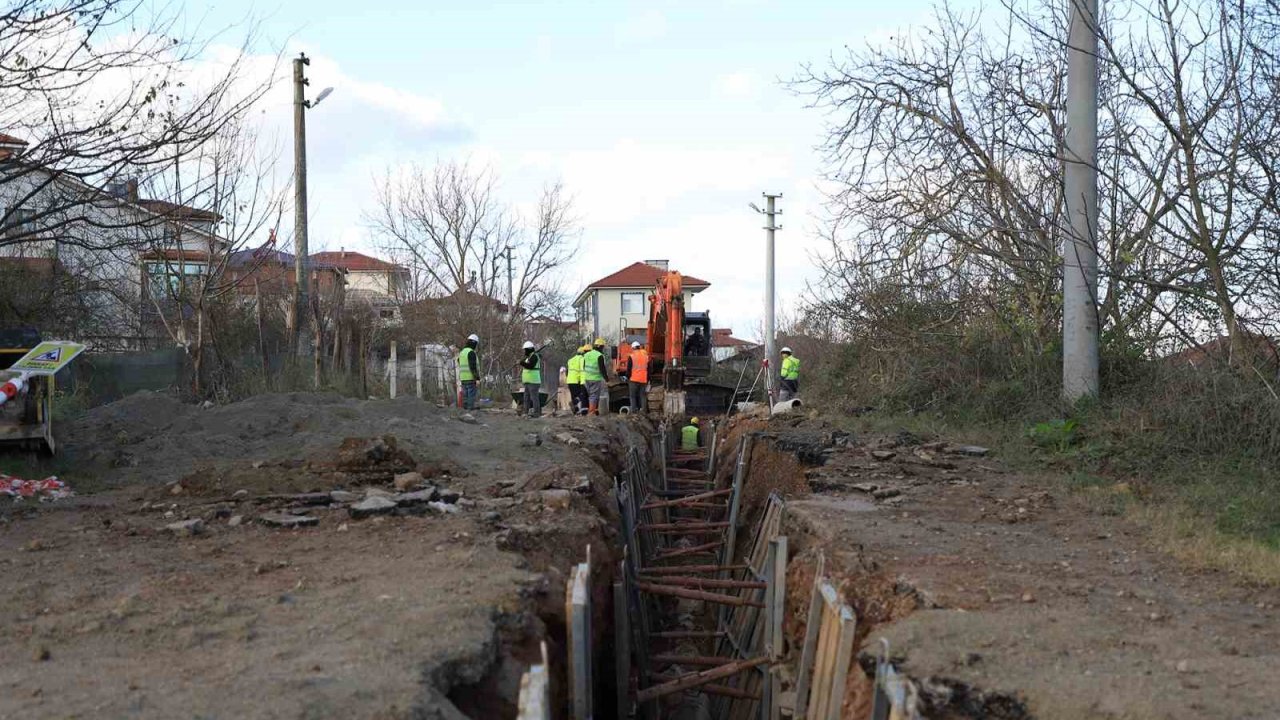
(1062, 0), (1100, 401)
(292, 53), (311, 356)
(505, 245), (515, 315)
(754, 194), (782, 403)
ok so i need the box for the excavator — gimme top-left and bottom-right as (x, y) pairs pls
(611, 271), (734, 416)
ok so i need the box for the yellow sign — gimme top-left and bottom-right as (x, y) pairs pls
(9, 341), (86, 375)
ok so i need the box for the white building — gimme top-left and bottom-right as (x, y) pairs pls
(310, 250), (410, 322)
(0, 134), (224, 349)
(573, 260), (710, 342)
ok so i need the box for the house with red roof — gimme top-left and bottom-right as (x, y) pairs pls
(310, 250), (411, 320)
(573, 259), (711, 341)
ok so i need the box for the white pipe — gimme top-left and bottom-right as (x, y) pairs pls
(771, 398), (802, 415)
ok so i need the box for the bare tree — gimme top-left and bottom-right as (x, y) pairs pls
(0, 0), (276, 252)
(368, 160), (578, 315)
(798, 0), (1280, 370)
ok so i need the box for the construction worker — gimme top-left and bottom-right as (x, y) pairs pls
(625, 341), (649, 414)
(684, 326), (707, 356)
(519, 341), (543, 418)
(582, 338), (609, 416)
(457, 334), (480, 410)
(779, 346), (800, 402)
(681, 417), (702, 451)
(566, 344), (587, 415)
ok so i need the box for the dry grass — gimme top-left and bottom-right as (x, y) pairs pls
(1133, 504), (1280, 586)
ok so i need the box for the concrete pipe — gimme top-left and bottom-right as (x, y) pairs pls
(771, 398), (803, 415)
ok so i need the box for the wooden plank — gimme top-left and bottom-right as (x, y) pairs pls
(792, 552), (826, 720)
(516, 642), (551, 720)
(825, 606), (858, 720)
(614, 581), (631, 720)
(566, 561), (592, 720)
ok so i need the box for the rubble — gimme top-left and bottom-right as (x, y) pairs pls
(393, 471), (424, 491)
(349, 496), (398, 519)
(259, 512), (320, 529)
(165, 518), (204, 537)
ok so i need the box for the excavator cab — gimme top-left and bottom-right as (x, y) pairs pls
(681, 312), (713, 379)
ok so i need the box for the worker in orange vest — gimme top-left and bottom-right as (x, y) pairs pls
(625, 341), (650, 414)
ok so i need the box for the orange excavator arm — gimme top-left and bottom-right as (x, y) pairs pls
(647, 271), (685, 389)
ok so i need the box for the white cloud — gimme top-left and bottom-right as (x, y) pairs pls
(616, 9), (669, 43)
(717, 72), (757, 99)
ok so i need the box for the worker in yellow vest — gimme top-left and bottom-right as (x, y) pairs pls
(681, 417), (702, 451)
(779, 346), (800, 402)
(520, 341), (543, 418)
(565, 345), (587, 415)
(625, 341), (650, 414)
(582, 338), (609, 416)
(457, 333), (480, 410)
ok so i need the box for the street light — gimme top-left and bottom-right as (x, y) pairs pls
(291, 53), (334, 361)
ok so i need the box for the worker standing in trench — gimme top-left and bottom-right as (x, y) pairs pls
(583, 338), (609, 416)
(625, 341), (649, 414)
(457, 334), (480, 410)
(566, 344), (587, 415)
(681, 417), (702, 450)
(520, 341), (543, 418)
(779, 346), (800, 402)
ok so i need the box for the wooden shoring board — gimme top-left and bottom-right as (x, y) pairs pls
(803, 581), (857, 720)
(516, 642), (551, 720)
(792, 552), (826, 720)
(566, 555), (593, 720)
(614, 580), (632, 720)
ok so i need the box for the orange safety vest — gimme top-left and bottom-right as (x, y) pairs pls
(629, 349), (649, 384)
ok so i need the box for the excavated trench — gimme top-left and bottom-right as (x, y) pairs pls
(427, 414), (1032, 720)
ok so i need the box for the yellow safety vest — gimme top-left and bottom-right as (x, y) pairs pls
(457, 346), (477, 381)
(583, 349), (604, 382)
(566, 354), (585, 384)
(521, 353), (542, 385)
(681, 425), (699, 451)
(781, 355), (800, 380)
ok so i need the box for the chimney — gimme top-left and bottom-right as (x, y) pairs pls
(126, 178), (139, 203)
(644, 259), (669, 271)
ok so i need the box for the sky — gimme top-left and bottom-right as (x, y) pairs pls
(185, 0), (949, 340)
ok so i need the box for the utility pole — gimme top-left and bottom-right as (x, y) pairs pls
(1062, 0), (1100, 401)
(505, 244), (515, 315)
(754, 194), (782, 404)
(292, 53), (312, 356)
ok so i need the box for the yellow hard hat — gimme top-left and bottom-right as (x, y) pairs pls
(579, 344), (590, 353)
(594, 337), (606, 346)
(690, 417), (699, 425)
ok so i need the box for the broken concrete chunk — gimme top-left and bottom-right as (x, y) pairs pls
(553, 432), (581, 447)
(870, 450), (897, 461)
(458, 413), (479, 425)
(329, 490), (359, 504)
(428, 501), (460, 515)
(228, 515), (244, 527)
(165, 518), (204, 537)
(872, 487), (902, 500)
(521, 433), (542, 447)
(259, 512), (320, 529)
(436, 488), (462, 504)
(349, 496), (398, 519)
(948, 444), (990, 457)
(363, 487), (396, 499)
(396, 488), (440, 505)
(393, 471), (425, 492)
(851, 483), (879, 493)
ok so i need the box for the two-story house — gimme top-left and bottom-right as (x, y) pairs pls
(573, 260), (710, 341)
(310, 250), (411, 322)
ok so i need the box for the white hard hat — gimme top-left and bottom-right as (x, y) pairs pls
(522, 341), (535, 350)
(468, 334), (480, 342)
(781, 346), (793, 353)
(631, 341), (640, 349)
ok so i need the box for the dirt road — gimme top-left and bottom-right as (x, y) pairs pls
(0, 393), (634, 719)
(752, 415), (1280, 719)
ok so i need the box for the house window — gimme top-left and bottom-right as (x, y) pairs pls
(4, 207), (36, 238)
(621, 292), (645, 315)
(144, 260), (207, 299)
